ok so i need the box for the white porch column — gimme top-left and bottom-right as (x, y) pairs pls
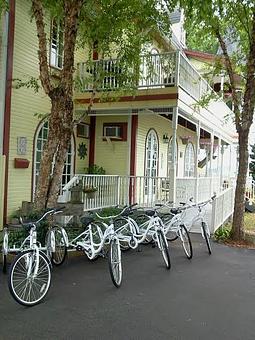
(210, 131), (214, 196)
(170, 107), (178, 204)
(228, 144), (232, 182)
(194, 121), (201, 203)
(220, 141), (224, 189)
(217, 137), (222, 179)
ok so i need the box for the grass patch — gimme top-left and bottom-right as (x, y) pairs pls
(243, 212), (255, 232)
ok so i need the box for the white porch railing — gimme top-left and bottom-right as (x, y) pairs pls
(176, 176), (222, 204)
(60, 175), (173, 211)
(61, 174), (228, 209)
(245, 179), (255, 201)
(77, 52), (177, 91)
(211, 187), (235, 232)
(77, 52), (208, 98)
(60, 174), (235, 231)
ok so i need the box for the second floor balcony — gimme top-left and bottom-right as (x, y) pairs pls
(75, 50), (234, 128)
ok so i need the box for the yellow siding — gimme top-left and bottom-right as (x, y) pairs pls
(94, 116), (129, 175)
(0, 155), (5, 230)
(7, 0), (88, 217)
(136, 114), (196, 178)
(75, 115), (90, 173)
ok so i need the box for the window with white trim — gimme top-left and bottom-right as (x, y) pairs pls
(34, 121), (74, 195)
(102, 123), (127, 141)
(144, 129), (159, 195)
(167, 137), (178, 176)
(50, 19), (64, 69)
(77, 123), (90, 139)
(184, 142), (195, 177)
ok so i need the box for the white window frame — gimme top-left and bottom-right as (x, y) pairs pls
(33, 120), (74, 198)
(77, 123), (90, 139)
(184, 142), (195, 177)
(144, 129), (159, 196)
(50, 19), (64, 69)
(167, 136), (178, 176)
(103, 126), (121, 138)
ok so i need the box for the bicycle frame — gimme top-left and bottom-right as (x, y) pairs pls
(116, 213), (167, 247)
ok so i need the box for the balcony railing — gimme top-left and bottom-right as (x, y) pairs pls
(76, 51), (221, 103)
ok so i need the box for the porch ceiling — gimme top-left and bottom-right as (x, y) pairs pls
(74, 87), (178, 112)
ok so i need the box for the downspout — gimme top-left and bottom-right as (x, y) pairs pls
(0, 11), (9, 153)
(3, 0), (16, 223)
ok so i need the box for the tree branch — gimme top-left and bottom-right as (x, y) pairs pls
(242, 8), (255, 130)
(214, 25), (241, 130)
(31, 0), (52, 95)
(61, 0), (83, 92)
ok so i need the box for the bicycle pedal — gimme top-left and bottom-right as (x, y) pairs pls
(76, 245), (83, 252)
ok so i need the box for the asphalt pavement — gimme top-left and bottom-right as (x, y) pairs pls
(1, 234), (255, 340)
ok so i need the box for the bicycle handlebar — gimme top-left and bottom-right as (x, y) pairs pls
(19, 207), (65, 226)
(95, 206), (128, 220)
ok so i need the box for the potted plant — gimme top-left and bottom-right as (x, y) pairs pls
(83, 185), (98, 199)
(180, 136), (192, 145)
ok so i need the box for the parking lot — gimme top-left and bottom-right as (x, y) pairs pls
(1, 235), (255, 340)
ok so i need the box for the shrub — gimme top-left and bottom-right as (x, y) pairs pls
(86, 164), (106, 175)
(214, 224), (231, 242)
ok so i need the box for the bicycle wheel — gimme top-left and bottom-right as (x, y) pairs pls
(161, 214), (178, 241)
(108, 238), (122, 288)
(46, 226), (67, 266)
(157, 229), (171, 269)
(179, 225), (193, 259)
(8, 249), (51, 306)
(202, 221), (212, 255)
(2, 228), (8, 273)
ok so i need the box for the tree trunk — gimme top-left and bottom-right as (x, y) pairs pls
(231, 128), (249, 240)
(47, 128), (72, 208)
(34, 91), (70, 210)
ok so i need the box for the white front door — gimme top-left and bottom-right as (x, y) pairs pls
(145, 129), (159, 201)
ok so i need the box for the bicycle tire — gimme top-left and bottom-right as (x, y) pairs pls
(202, 221), (212, 255)
(157, 229), (171, 269)
(8, 249), (51, 306)
(2, 228), (8, 273)
(161, 214), (178, 241)
(46, 226), (67, 266)
(108, 238), (122, 288)
(179, 225), (193, 259)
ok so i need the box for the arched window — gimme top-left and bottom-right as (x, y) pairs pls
(144, 129), (159, 195)
(167, 137), (178, 176)
(184, 142), (195, 177)
(33, 120), (74, 196)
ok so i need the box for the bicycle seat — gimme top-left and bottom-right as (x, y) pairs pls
(144, 210), (155, 217)
(80, 216), (94, 228)
(170, 208), (181, 215)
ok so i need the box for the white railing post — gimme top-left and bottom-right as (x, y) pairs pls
(194, 121), (200, 203)
(211, 197), (217, 232)
(117, 176), (121, 206)
(220, 141), (224, 189)
(171, 107), (178, 204)
(175, 51), (180, 86)
(210, 131), (214, 196)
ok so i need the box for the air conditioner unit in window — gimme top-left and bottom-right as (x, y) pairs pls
(77, 123), (90, 138)
(103, 126), (121, 138)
